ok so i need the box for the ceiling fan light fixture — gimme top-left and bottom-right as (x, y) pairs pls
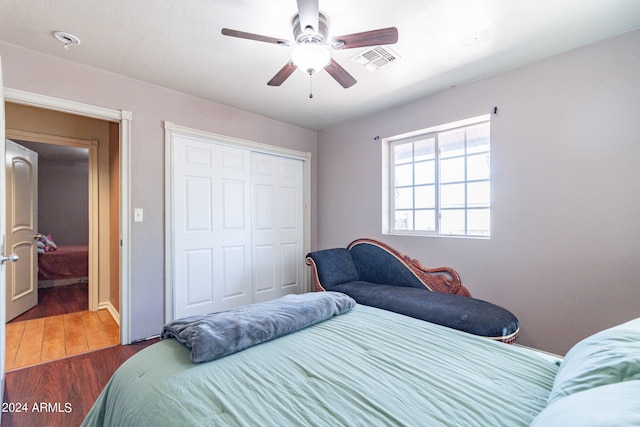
(291, 44), (331, 74)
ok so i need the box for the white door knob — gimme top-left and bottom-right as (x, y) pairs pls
(0, 254), (19, 264)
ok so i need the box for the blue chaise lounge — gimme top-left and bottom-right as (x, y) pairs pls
(305, 238), (519, 343)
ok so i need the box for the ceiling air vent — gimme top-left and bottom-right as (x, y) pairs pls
(350, 46), (399, 71)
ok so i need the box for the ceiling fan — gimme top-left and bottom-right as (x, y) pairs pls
(221, 0), (398, 93)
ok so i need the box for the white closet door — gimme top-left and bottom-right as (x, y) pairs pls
(173, 135), (252, 318)
(251, 152), (304, 303)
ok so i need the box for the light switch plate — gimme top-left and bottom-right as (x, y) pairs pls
(134, 208), (144, 222)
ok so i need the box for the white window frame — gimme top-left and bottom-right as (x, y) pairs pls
(385, 115), (491, 238)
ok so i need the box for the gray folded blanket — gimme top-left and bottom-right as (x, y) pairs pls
(161, 291), (356, 363)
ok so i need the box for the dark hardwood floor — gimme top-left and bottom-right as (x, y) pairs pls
(4, 282), (156, 426)
(2, 338), (159, 427)
(9, 283), (88, 323)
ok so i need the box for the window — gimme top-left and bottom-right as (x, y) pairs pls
(389, 117), (490, 237)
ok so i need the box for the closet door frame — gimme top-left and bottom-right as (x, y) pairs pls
(163, 121), (311, 322)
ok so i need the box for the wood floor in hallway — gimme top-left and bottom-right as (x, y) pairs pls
(5, 309), (119, 371)
(9, 282), (89, 323)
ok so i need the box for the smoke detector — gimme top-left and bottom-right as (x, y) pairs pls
(351, 46), (399, 71)
(53, 31), (81, 49)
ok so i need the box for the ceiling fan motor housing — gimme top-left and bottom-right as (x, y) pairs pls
(293, 13), (329, 44)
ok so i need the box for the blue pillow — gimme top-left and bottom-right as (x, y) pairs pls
(547, 317), (640, 405)
(531, 381), (640, 426)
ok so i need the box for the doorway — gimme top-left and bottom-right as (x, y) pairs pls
(3, 103), (121, 369)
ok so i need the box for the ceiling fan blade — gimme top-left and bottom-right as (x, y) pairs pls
(296, 0), (319, 33)
(331, 27), (398, 49)
(325, 58), (357, 88)
(221, 28), (290, 46)
(267, 62), (298, 86)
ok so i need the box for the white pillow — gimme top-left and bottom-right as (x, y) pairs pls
(547, 317), (640, 405)
(532, 381), (640, 426)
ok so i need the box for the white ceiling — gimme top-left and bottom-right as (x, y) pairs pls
(1, 0), (639, 131)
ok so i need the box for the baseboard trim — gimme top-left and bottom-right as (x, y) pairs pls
(98, 301), (120, 326)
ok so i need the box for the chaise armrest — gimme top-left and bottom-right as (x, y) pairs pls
(305, 248), (358, 292)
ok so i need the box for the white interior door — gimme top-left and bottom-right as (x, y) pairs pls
(251, 152), (304, 303)
(172, 134), (252, 319)
(5, 140), (38, 322)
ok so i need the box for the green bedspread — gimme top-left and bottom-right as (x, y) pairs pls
(82, 305), (560, 426)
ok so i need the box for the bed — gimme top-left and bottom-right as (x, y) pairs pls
(37, 244), (89, 285)
(82, 293), (640, 427)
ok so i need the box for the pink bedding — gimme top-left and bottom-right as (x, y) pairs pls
(38, 244), (88, 280)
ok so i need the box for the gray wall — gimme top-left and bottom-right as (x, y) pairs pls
(1, 41), (318, 341)
(317, 29), (640, 355)
(38, 156), (89, 246)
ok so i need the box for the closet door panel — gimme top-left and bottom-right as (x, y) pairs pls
(251, 152), (304, 303)
(215, 146), (252, 308)
(280, 242), (299, 286)
(221, 245), (248, 298)
(173, 135), (252, 319)
(184, 248), (214, 306)
(254, 184), (274, 230)
(254, 244), (275, 292)
(184, 176), (212, 231)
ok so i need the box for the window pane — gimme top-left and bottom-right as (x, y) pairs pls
(394, 163), (413, 186)
(394, 143), (413, 164)
(414, 160), (435, 185)
(388, 117), (490, 238)
(440, 183), (465, 208)
(415, 210), (435, 231)
(394, 210), (413, 230)
(415, 185), (435, 208)
(440, 157), (465, 183)
(467, 153), (490, 181)
(441, 209), (465, 235)
(440, 129), (465, 158)
(467, 209), (490, 236)
(395, 187), (413, 209)
(467, 122), (490, 154)
(467, 181), (490, 207)
(414, 138), (435, 162)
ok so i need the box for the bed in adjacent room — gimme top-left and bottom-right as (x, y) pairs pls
(82, 292), (640, 426)
(37, 243), (89, 287)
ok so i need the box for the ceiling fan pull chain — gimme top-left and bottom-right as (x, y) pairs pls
(308, 71), (314, 98)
